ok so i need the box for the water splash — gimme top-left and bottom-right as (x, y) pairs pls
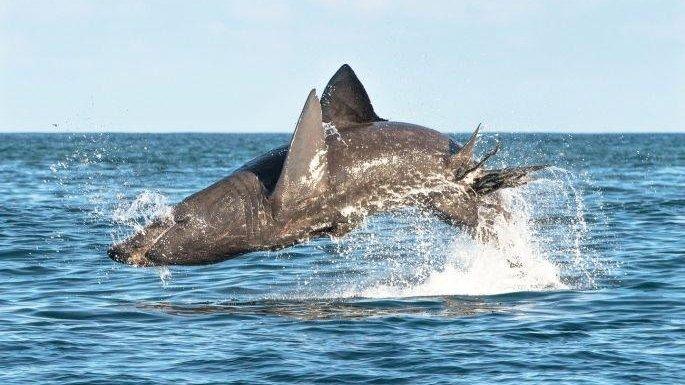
(110, 190), (173, 243)
(302, 167), (605, 299)
(44, 132), (607, 294)
(358, 217), (564, 297)
(157, 266), (173, 287)
(47, 132), (140, 225)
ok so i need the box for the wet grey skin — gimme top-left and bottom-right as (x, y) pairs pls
(108, 64), (544, 266)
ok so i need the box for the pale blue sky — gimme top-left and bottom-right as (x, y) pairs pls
(1, 1), (683, 133)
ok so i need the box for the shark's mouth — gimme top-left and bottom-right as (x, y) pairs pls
(108, 220), (175, 267)
(108, 243), (156, 267)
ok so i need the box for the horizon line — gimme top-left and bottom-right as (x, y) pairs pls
(0, 130), (683, 135)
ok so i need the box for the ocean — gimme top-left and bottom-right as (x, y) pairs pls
(0, 132), (683, 384)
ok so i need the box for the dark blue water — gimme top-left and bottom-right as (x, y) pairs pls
(1, 133), (683, 384)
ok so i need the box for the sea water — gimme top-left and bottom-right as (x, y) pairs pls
(0, 133), (682, 384)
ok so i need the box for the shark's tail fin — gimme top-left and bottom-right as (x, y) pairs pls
(440, 124), (546, 242)
(450, 124), (546, 197)
(429, 127), (545, 243)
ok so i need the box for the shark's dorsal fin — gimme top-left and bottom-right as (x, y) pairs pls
(272, 90), (329, 214)
(321, 64), (385, 128)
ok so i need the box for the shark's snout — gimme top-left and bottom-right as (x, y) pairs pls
(108, 242), (156, 267)
(107, 244), (127, 263)
(108, 219), (177, 267)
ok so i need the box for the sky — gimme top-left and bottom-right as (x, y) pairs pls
(0, 0), (683, 133)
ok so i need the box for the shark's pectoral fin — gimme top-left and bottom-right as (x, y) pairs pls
(271, 90), (329, 216)
(321, 64), (386, 128)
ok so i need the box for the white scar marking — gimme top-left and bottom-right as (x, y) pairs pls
(340, 205), (359, 218)
(324, 122), (347, 146)
(300, 148), (327, 185)
(348, 156), (395, 175)
(323, 122), (339, 138)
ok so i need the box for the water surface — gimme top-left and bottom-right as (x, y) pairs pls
(1, 133), (683, 384)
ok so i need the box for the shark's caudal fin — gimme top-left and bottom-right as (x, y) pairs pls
(450, 124), (545, 196)
(430, 125), (545, 237)
(271, 90), (329, 214)
(321, 64), (386, 128)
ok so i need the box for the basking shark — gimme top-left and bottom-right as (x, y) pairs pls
(109, 64), (543, 266)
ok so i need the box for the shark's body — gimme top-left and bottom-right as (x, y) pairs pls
(109, 65), (542, 266)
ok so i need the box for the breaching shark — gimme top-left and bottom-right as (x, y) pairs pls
(109, 64), (543, 266)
